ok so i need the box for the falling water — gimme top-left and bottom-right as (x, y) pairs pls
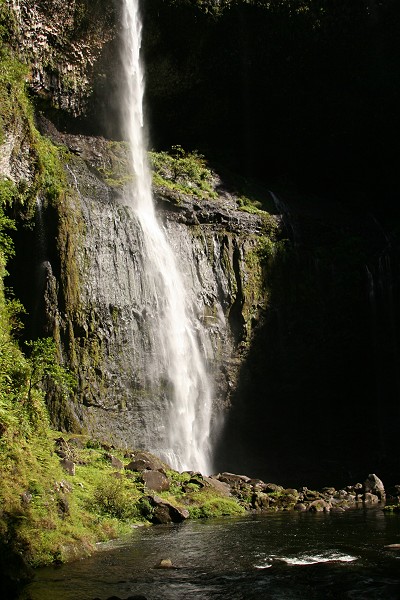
(120, 0), (213, 474)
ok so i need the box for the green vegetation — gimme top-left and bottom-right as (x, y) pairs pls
(25, 338), (76, 405)
(149, 145), (217, 200)
(383, 505), (400, 514)
(0, 427), (247, 567)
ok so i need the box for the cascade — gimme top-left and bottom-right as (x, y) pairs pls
(119, 0), (213, 474)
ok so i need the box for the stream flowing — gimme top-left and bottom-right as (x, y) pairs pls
(19, 509), (400, 599)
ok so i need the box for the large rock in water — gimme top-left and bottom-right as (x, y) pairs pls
(364, 474), (386, 502)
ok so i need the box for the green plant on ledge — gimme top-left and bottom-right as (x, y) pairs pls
(149, 145), (217, 200)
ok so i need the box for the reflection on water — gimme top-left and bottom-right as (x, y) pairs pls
(20, 509), (400, 600)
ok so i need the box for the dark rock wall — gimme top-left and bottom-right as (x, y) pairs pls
(140, 0), (400, 217)
(215, 199), (400, 488)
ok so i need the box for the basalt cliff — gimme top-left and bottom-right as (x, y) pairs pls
(1, 0), (400, 491)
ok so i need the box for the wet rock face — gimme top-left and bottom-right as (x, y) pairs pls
(8, 0), (116, 116)
(33, 127), (270, 451)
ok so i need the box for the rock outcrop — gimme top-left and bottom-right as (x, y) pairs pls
(8, 0), (116, 116)
(16, 120), (275, 452)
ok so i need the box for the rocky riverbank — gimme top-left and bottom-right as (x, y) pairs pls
(2, 432), (400, 599)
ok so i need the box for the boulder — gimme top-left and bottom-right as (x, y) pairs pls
(386, 484), (400, 505)
(142, 470), (170, 492)
(125, 451), (168, 473)
(105, 453), (124, 470)
(148, 496), (189, 524)
(252, 492), (270, 510)
(307, 499), (330, 512)
(364, 474), (385, 501)
(265, 483), (284, 494)
(60, 458), (75, 476)
(218, 472), (251, 484)
(20, 492), (32, 505)
(203, 476), (231, 497)
(154, 558), (174, 569)
(363, 492), (379, 504)
(249, 479), (267, 492)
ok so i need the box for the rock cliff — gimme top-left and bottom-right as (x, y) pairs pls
(2, 0), (399, 488)
(5, 107), (276, 452)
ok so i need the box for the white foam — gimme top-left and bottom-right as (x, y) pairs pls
(280, 552), (357, 566)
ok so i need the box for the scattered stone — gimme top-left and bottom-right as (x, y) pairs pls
(294, 502), (307, 511)
(60, 458), (75, 476)
(218, 472), (251, 484)
(307, 499), (330, 512)
(142, 470), (170, 492)
(154, 558), (174, 569)
(57, 494), (70, 515)
(264, 483), (284, 494)
(252, 492), (270, 510)
(54, 480), (73, 493)
(20, 492), (32, 505)
(203, 476), (231, 497)
(105, 453), (124, 470)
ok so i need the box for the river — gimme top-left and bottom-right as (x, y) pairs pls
(19, 508), (400, 599)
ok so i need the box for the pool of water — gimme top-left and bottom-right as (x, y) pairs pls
(19, 508), (400, 599)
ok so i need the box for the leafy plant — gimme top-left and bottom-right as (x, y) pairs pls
(91, 478), (139, 521)
(25, 338), (76, 404)
(149, 146), (217, 199)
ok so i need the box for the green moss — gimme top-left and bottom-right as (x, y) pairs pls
(149, 146), (217, 200)
(383, 505), (400, 513)
(187, 495), (245, 519)
(0, 46), (28, 144)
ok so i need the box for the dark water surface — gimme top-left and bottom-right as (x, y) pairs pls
(20, 509), (400, 599)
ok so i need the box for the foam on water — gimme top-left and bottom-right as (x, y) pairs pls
(255, 551), (357, 568)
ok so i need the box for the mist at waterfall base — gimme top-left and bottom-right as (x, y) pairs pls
(119, 0), (213, 475)
(19, 510), (400, 600)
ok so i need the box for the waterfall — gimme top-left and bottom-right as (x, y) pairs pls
(120, 0), (213, 474)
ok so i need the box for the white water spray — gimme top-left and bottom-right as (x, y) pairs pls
(120, 0), (213, 474)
